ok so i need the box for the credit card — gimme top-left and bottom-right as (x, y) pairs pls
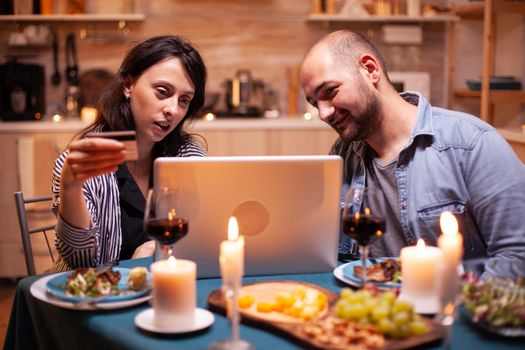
(86, 130), (138, 161)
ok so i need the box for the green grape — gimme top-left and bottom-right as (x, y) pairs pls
(334, 300), (346, 317)
(340, 288), (354, 300)
(392, 299), (413, 313)
(340, 302), (355, 319)
(371, 305), (389, 322)
(380, 291), (397, 305)
(392, 310), (411, 325)
(336, 287), (428, 339)
(347, 303), (368, 320)
(378, 318), (395, 335)
(409, 320), (429, 336)
(357, 289), (373, 300)
(393, 324), (411, 339)
(412, 313), (422, 322)
(350, 291), (366, 304)
(364, 297), (379, 313)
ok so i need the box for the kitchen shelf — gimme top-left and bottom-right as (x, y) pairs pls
(454, 89), (525, 103)
(448, 0), (525, 124)
(0, 13), (145, 22)
(455, 0), (525, 19)
(454, 3), (485, 19)
(306, 13), (459, 23)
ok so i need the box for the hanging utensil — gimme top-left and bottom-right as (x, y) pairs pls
(51, 31), (61, 86)
(65, 32), (79, 85)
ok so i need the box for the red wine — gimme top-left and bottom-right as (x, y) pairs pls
(145, 218), (189, 245)
(342, 214), (386, 246)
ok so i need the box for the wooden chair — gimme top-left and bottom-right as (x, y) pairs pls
(14, 191), (56, 276)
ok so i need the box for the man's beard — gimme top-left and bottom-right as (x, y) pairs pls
(340, 79), (381, 143)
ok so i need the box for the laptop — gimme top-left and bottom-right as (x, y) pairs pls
(153, 155), (342, 278)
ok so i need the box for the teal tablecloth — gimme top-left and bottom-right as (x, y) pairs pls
(3, 258), (523, 350)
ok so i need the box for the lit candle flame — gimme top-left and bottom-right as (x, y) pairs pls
(168, 255), (177, 268)
(416, 239), (426, 248)
(228, 216), (239, 241)
(440, 211), (458, 236)
(364, 207), (371, 215)
(168, 208), (176, 221)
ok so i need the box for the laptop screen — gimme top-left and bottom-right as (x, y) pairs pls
(153, 155), (342, 278)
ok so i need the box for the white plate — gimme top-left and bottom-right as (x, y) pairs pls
(333, 259), (401, 290)
(46, 267), (151, 303)
(30, 273), (152, 311)
(334, 263), (362, 288)
(135, 307), (214, 334)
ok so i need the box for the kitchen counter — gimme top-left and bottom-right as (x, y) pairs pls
(497, 126), (525, 143)
(1, 120), (522, 146)
(497, 126), (525, 163)
(0, 117), (332, 133)
(0, 120), (87, 133)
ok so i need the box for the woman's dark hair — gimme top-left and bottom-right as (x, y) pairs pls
(78, 35), (207, 158)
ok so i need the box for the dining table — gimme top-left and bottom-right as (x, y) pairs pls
(3, 257), (523, 350)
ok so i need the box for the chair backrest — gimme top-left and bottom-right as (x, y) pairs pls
(14, 191), (56, 276)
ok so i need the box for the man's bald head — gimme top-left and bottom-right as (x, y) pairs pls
(305, 30), (390, 81)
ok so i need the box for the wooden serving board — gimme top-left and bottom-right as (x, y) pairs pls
(207, 281), (444, 350)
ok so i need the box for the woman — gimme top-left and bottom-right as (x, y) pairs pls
(51, 35), (207, 270)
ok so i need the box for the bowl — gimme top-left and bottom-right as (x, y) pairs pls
(462, 274), (525, 336)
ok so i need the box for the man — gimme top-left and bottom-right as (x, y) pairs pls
(300, 30), (525, 278)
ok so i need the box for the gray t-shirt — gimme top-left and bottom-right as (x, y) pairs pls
(365, 149), (407, 258)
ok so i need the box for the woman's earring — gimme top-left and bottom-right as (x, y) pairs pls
(125, 93), (130, 101)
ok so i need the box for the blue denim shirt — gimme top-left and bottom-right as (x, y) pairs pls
(331, 93), (525, 278)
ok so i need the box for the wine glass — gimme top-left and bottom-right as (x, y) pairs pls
(342, 187), (387, 285)
(144, 188), (189, 260)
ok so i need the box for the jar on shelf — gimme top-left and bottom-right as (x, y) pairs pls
(67, 0), (85, 14)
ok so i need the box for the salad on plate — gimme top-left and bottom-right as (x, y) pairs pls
(47, 266), (150, 302)
(462, 272), (525, 336)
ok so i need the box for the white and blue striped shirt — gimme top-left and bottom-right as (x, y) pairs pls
(51, 136), (206, 271)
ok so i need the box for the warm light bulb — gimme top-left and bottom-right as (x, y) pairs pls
(228, 216), (239, 240)
(440, 211), (458, 236)
(416, 239), (425, 248)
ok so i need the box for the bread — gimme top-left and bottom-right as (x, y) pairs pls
(126, 267), (148, 290)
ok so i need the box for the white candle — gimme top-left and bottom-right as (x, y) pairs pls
(438, 212), (463, 266)
(400, 239), (443, 313)
(437, 211), (463, 307)
(220, 216), (245, 287)
(151, 256), (196, 327)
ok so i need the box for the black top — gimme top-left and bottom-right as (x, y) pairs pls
(116, 163), (149, 261)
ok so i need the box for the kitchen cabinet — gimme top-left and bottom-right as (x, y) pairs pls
(191, 118), (338, 156)
(447, 0), (525, 124)
(0, 127), (74, 277)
